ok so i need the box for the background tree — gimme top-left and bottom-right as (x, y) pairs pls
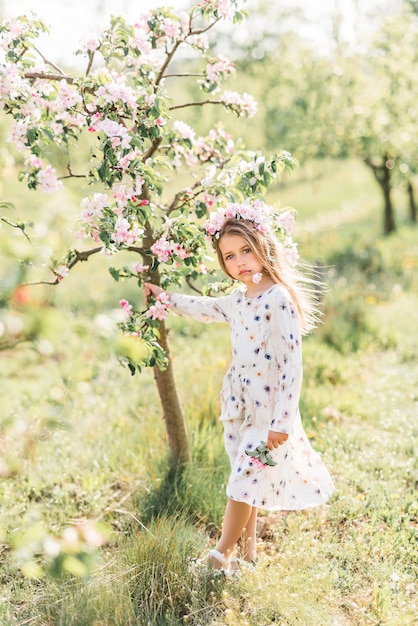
(234, 1), (418, 234)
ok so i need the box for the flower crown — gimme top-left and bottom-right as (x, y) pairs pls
(203, 198), (299, 264)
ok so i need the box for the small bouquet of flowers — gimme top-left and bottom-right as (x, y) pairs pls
(245, 442), (277, 467)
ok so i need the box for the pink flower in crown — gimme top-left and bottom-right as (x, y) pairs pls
(203, 199), (297, 263)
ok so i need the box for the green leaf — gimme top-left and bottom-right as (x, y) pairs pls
(108, 267), (120, 281)
(128, 362), (136, 376)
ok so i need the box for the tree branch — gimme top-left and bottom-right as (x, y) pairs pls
(169, 99), (220, 111)
(156, 41), (183, 86)
(126, 245), (145, 255)
(163, 73), (203, 79)
(142, 137), (163, 161)
(185, 275), (203, 295)
(85, 50), (95, 77)
(0, 216), (32, 244)
(24, 72), (75, 84)
(32, 45), (66, 75)
(25, 246), (103, 286)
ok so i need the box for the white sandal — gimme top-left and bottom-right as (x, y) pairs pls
(230, 556), (256, 571)
(208, 549), (235, 576)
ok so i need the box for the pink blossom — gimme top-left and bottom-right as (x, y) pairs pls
(29, 155), (43, 169)
(284, 240), (299, 266)
(94, 76), (138, 111)
(80, 36), (101, 54)
(0, 18), (25, 49)
(220, 91), (258, 118)
(161, 18), (180, 39)
(199, 0), (235, 18)
(129, 21), (152, 55)
(173, 244), (190, 259)
(155, 116), (166, 127)
(150, 237), (173, 263)
(94, 119), (131, 150)
(205, 55), (235, 84)
(146, 292), (170, 321)
(250, 457), (267, 469)
(50, 121), (64, 136)
(7, 120), (29, 151)
(0, 64), (24, 103)
(179, 12), (190, 37)
(173, 120), (195, 140)
(37, 165), (63, 192)
(113, 217), (143, 245)
(198, 263), (208, 274)
(190, 33), (209, 50)
(131, 261), (149, 274)
(56, 265), (69, 281)
(277, 210), (296, 235)
(57, 80), (83, 109)
(80, 193), (109, 223)
(203, 193), (217, 208)
(119, 299), (133, 317)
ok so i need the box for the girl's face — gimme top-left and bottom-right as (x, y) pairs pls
(218, 233), (263, 286)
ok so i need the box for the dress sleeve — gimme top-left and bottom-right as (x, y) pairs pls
(267, 288), (304, 435)
(170, 291), (234, 324)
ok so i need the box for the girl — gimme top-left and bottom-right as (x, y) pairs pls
(144, 204), (334, 574)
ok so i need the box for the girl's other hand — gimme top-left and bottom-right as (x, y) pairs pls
(267, 430), (289, 450)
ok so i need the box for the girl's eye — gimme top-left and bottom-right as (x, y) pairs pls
(225, 254), (234, 260)
(243, 248), (251, 254)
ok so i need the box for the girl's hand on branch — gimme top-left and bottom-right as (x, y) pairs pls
(267, 430), (289, 450)
(144, 282), (165, 303)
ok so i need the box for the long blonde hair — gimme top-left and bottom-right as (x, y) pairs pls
(215, 219), (321, 334)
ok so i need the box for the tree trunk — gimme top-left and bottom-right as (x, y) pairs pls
(407, 180), (417, 223)
(152, 320), (190, 468)
(141, 218), (190, 469)
(382, 171), (395, 235)
(364, 157), (396, 235)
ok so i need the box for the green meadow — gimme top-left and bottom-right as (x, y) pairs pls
(1, 159), (417, 625)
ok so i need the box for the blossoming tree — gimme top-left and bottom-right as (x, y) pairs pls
(0, 0), (296, 466)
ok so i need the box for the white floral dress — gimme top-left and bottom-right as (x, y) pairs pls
(171, 284), (334, 511)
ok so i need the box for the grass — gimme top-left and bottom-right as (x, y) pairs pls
(1, 158), (418, 625)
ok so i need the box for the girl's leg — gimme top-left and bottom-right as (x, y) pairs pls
(210, 498), (253, 568)
(239, 506), (257, 562)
